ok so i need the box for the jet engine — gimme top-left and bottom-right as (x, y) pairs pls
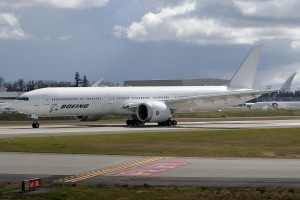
(75, 115), (103, 121)
(136, 101), (171, 122)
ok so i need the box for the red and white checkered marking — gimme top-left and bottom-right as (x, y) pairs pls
(113, 162), (189, 176)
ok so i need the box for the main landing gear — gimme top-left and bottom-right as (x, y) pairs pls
(158, 120), (177, 126)
(126, 119), (177, 126)
(31, 115), (40, 128)
(126, 119), (145, 126)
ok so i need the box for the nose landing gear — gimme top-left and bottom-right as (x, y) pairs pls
(31, 115), (40, 128)
(32, 122), (40, 128)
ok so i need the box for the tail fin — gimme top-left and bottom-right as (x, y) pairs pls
(280, 73), (296, 92)
(228, 44), (263, 89)
(92, 78), (104, 87)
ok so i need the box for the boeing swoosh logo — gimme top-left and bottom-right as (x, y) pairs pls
(50, 104), (59, 113)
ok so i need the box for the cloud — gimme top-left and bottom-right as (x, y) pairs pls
(113, 1), (300, 47)
(0, 0), (109, 9)
(0, 12), (29, 40)
(233, 0), (300, 18)
(113, 1), (300, 46)
(114, 1), (197, 41)
(260, 63), (300, 88)
(59, 34), (73, 41)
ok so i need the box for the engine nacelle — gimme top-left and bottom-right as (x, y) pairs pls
(136, 101), (171, 122)
(75, 115), (103, 121)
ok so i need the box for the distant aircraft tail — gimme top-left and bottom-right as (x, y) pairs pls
(92, 78), (104, 87)
(280, 73), (296, 92)
(228, 44), (263, 89)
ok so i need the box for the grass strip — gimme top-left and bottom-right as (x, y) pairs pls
(1, 184), (300, 200)
(0, 128), (300, 158)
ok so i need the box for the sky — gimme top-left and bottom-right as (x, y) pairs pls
(1, 0), (300, 89)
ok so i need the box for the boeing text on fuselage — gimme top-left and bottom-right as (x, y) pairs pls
(50, 104), (90, 113)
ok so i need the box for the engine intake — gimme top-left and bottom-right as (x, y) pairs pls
(136, 101), (171, 122)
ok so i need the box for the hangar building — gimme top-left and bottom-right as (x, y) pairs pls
(124, 79), (229, 87)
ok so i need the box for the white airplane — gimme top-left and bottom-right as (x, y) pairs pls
(2, 45), (296, 128)
(251, 101), (300, 110)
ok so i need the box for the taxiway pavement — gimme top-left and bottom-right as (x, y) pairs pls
(0, 152), (300, 187)
(1, 119), (300, 187)
(0, 119), (300, 138)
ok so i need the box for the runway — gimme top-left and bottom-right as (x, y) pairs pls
(1, 152), (300, 187)
(0, 119), (300, 138)
(1, 119), (300, 187)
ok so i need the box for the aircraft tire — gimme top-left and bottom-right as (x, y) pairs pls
(172, 120), (177, 126)
(32, 123), (39, 128)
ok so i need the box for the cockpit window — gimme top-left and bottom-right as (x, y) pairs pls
(17, 97), (29, 101)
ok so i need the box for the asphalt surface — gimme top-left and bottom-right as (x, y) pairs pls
(1, 119), (300, 138)
(0, 119), (300, 187)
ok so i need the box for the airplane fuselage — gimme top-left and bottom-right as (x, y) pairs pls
(13, 86), (252, 118)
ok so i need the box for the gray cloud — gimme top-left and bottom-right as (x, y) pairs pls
(113, 1), (300, 48)
(233, 0), (300, 19)
(0, 12), (30, 39)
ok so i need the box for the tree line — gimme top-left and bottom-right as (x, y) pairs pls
(0, 72), (120, 92)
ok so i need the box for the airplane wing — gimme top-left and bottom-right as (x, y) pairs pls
(122, 72), (296, 113)
(122, 89), (273, 112)
(166, 72), (296, 112)
(165, 89), (275, 112)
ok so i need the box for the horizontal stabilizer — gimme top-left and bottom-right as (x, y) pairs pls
(228, 45), (263, 89)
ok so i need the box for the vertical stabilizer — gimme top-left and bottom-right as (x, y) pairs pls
(280, 73), (296, 92)
(228, 44), (263, 89)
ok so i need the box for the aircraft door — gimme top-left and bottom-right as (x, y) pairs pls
(43, 95), (50, 105)
(103, 94), (116, 112)
(105, 94), (112, 104)
(171, 93), (177, 99)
